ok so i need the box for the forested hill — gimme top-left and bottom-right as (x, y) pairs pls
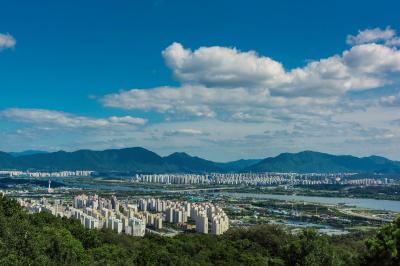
(0, 148), (222, 173)
(0, 195), (399, 265)
(0, 148), (400, 173)
(245, 151), (400, 173)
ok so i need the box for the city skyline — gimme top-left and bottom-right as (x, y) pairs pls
(1, 1), (400, 161)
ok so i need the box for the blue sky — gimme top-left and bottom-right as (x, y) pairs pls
(1, 0), (400, 161)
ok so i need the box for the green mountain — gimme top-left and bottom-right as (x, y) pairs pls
(216, 159), (262, 172)
(0, 152), (14, 169)
(163, 152), (222, 172)
(0, 148), (399, 173)
(9, 150), (48, 157)
(245, 151), (400, 173)
(0, 147), (227, 173)
(13, 147), (173, 173)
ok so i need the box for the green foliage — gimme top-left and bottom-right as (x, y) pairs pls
(37, 227), (88, 265)
(0, 195), (397, 265)
(285, 229), (343, 265)
(363, 217), (400, 265)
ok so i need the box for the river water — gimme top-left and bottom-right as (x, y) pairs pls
(221, 192), (400, 212)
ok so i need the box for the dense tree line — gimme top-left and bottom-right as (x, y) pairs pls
(0, 196), (398, 265)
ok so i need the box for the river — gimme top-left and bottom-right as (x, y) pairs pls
(220, 192), (400, 212)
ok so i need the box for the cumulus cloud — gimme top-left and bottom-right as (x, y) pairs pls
(161, 40), (400, 98)
(102, 28), (400, 122)
(343, 43), (400, 73)
(162, 42), (286, 88)
(0, 33), (16, 50)
(273, 53), (383, 97)
(0, 108), (147, 128)
(346, 27), (400, 46)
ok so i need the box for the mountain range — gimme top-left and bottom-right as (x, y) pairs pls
(9, 150), (48, 157)
(245, 151), (400, 173)
(0, 148), (399, 174)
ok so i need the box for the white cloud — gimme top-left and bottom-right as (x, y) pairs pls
(343, 43), (400, 73)
(0, 33), (16, 50)
(273, 54), (382, 97)
(160, 41), (400, 99)
(108, 116), (147, 125)
(103, 30), (400, 122)
(346, 27), (400, 46)
(164, 128), (205, 136)
(0, 108), (147, 128)
(102, 85), (339, 121)
(174, 128), (203, 135)
(380, 92), (400, 106)
(162, 42), (286, 88)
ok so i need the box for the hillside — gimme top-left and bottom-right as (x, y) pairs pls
(11, 147), (174, 173)
(9, 150), (48, 157)
(245, 151), (400, 173)
(0, 148), (399, 173)
(0, 152), (14, 169)
(216, 159), (262, 172)
(0, 148), (225, 173)
(163, 152), (222, 172)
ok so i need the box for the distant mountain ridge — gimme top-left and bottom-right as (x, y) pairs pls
(245, 151), (400, 173)
(164, 152), (222, 172)
(9, 150), (48, 157)
(216, 159), (262, 172)
(0, 148), (399, 174)
(0, 148), (221, 173)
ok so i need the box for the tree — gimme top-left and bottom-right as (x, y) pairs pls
(363, 217), (400, 265)
(37, 227), (89, 265)
(285, 229), (344, 266)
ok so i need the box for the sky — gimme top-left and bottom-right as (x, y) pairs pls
(1, 0), (400, 161)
